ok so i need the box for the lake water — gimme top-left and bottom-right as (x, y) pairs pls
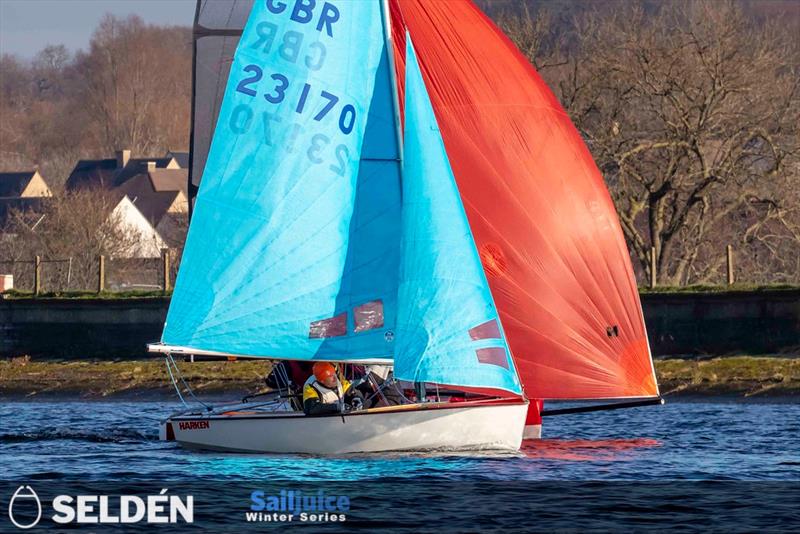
(1, 399), (798, 530)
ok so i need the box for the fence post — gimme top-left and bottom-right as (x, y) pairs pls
(161, 248), (171, 292)
(649, 247), (657, 289)
(34, 256), (41, 296)
(66, 257), (73, 289)
(97, 255), (105, 293)
(726, 245), (734, 285)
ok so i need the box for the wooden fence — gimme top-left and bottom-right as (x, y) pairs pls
(0, 249), (176, 294)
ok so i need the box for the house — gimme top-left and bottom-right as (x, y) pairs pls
(0, 170), (52, 198)
(0, 170), (52, 233)
(115, 172), (188, 248)
(148, 168), (189, 200)
(0, 194), (165, 259)
(0, 162), (173, 262)
(65, 149), (180, 191)
(108, 195), (169, 258)
(165, 150), (190, 169)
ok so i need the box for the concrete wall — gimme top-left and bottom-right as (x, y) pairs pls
(641, 290), (800, 356)
(1, 291), (798, 359)
(0, 298), (167, 359)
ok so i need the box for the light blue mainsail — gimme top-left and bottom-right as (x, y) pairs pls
(393, 37), (522, 395)
(163, 0), (401, 360)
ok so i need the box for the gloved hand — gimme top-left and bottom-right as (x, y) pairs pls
(349, 377), (368, 388)
(349, 397), (364, 411)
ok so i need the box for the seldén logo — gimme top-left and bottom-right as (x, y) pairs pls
(7, 486), (193, 528)
(8, 486), (42, 529)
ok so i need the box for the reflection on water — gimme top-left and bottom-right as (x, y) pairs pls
(522, 438), (662, 461)
(0, 400), (798, 481)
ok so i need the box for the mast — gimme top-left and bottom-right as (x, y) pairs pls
(187, 0), (202, 218)
(380, 0), (404, 165)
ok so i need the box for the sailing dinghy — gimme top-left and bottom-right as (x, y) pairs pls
(149, 0), (661, 454)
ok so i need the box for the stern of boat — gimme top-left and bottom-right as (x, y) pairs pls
(523, 398), (543, 440)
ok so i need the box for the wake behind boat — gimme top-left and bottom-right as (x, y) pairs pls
(149, 0), (661, 454)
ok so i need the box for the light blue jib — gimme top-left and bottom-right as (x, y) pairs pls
(163, 0), (401, 360)
(392, 36), (522, 395)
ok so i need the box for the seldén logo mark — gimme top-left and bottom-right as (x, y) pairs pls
(8, 486), (42, 529)
(6, 486), (194, 528)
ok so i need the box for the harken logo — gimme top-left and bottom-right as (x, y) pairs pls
(178, 421), (210, 431)
(8, 485), (42, 529)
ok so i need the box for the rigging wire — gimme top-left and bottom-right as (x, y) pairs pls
(164, 356), (189, 409)
(167, 353), (213, 411)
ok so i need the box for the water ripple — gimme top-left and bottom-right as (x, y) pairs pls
(1, 400), (798, 481)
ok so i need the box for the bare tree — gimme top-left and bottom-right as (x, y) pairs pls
(509, 1), (800, 285)
(1, 189), (145, 290)
(74, 14), (191, 155)
(0, 15), (191, 186)
(496, 5), (568, 72)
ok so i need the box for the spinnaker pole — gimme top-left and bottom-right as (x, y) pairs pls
(541, 397), (665, 417)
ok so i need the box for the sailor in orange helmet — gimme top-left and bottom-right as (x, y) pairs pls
(302, 362), (364, 415)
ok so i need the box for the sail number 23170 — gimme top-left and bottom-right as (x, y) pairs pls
(236, 64), (356, 135)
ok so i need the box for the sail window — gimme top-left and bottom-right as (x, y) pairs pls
(354, 300), (384, 333)
(308, 313), (347, 338)
(468, 319), (502, 341)
(475, 347), (509, 369)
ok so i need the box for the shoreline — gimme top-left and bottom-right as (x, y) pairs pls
(1, 356), (798, 402)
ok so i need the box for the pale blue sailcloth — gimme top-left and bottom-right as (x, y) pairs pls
(393, 37), (522, 395)
(163, 0), (401, 360)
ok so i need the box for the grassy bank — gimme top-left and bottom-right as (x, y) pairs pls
(655, 356), (800, 397)
(1, 356), (798, 400)
(0, 358), (270, 399)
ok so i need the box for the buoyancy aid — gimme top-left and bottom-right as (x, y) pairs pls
(303, 375), (352, 410)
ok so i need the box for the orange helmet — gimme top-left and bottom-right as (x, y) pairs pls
(313, 362), (336, 383)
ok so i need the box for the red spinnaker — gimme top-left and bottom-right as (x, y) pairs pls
(390, 0), (658, 400)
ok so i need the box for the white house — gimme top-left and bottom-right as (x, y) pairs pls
(110, 195), (168, 258)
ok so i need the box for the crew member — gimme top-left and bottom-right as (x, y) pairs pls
(265, 360), (313, 410)
(303, 362), (364, 415)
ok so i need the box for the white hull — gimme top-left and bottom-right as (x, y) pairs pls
(162, 400), (528, 454)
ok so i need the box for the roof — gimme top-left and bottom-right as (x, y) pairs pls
(148, 168), (188, 196)
(65, 157), (177, 191)
(0, 171), (36, 197)
(116, 158), (176, 186)
(64, 159), (118, 190)
(0, 197), (48, 228)
(166, 151), (190, 168)
(115, 174), (182, 226)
